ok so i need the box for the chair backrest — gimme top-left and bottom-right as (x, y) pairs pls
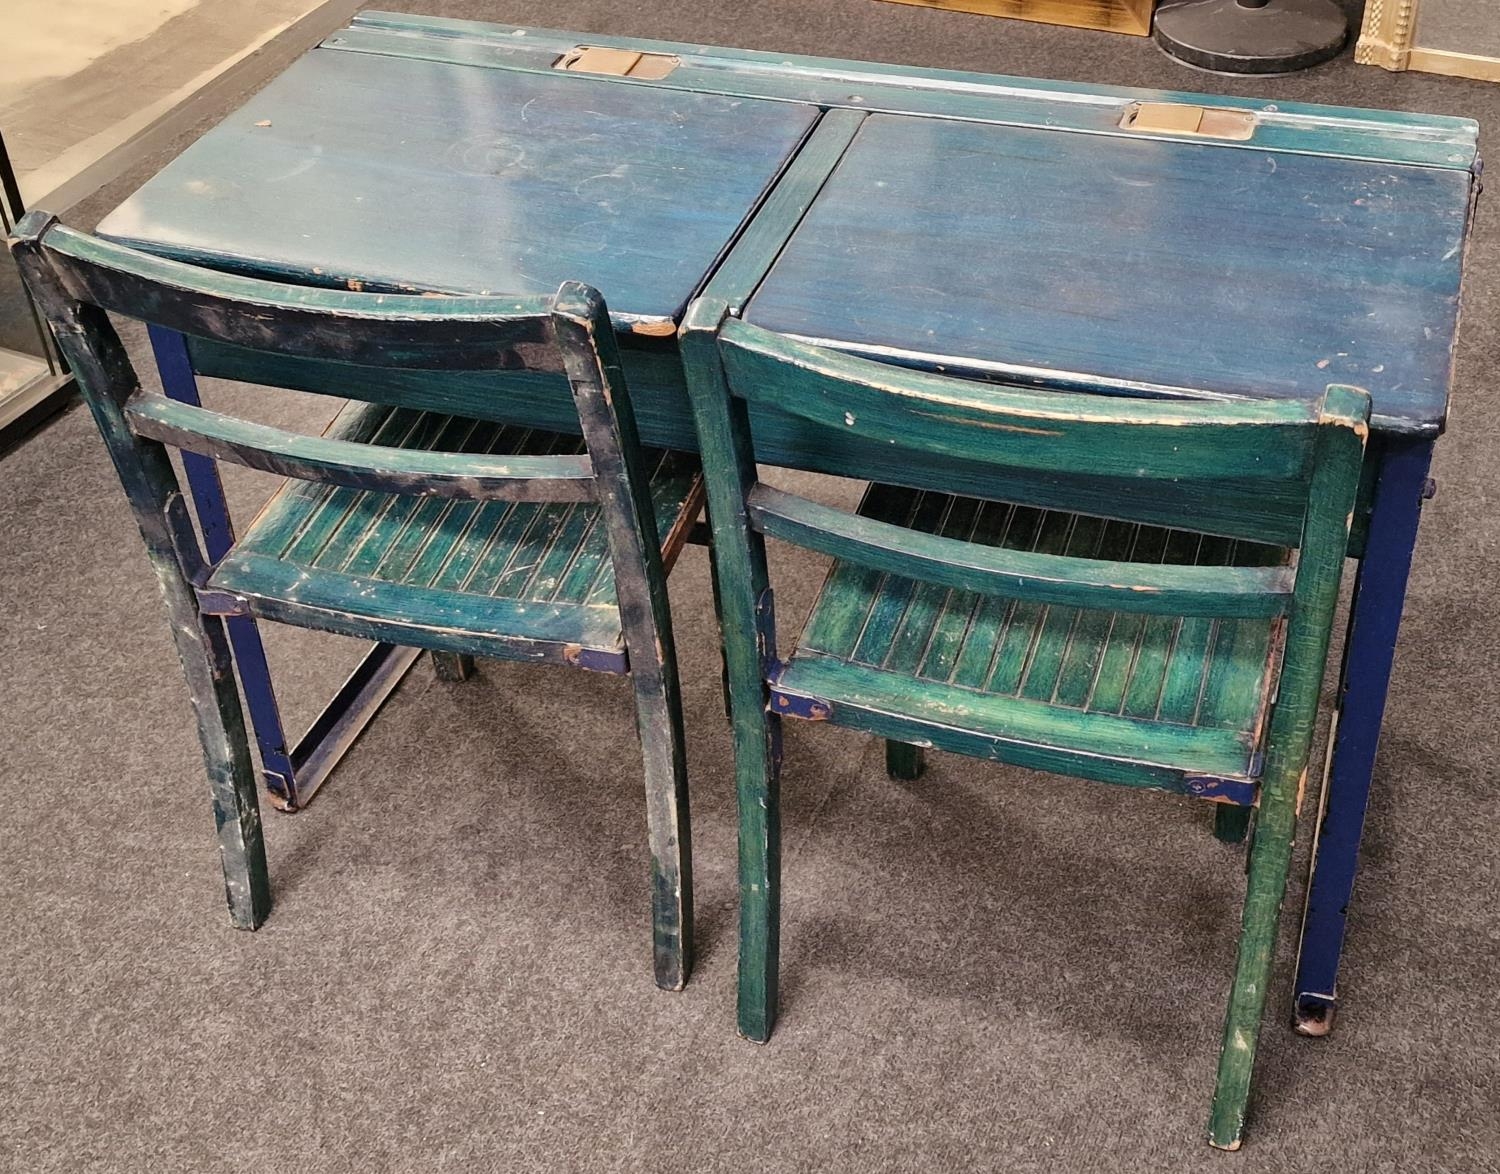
(9, 212), (681, 603)
(11, 211), (666, 503)
(680, 298), (1368, 781)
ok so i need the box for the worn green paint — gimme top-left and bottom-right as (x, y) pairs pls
(217, 402), (701, 671)
(12, 215), (702, 992)
(749, 483), (1294, 619)
(683, 278), (1370, 1145)
(680, 296), (781, 1042)
(885, 741), (926, 781)
(772, 655), (1260, 788)
(11, 214), (273, 930)
(1207, 386), (1369, 1150)
(721, 319), (1322, 482)
(125, 392), (599, 501)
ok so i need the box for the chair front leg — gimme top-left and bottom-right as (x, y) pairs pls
(185, 611), (273, 928)
(628, 663), (695, 992)
(733, 675), (782, 1043)
(1213, 804), (1253, 845)
(885, 740), (926, 781)
(430, 651), (475, 682)
(1207, 771), (1300, 1149)
(153, 563), (271, 928)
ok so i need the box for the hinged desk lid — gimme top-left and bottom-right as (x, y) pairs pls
(96, 48), (819, 332)
(744, 112), (1472, 434)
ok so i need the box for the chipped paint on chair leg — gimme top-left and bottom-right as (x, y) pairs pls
(555, 281), (696, 990)
(682, 298), (782, 1040)
(1208, 779), (1297, 1149)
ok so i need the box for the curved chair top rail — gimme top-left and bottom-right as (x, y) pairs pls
(8, 211), (632, 504)
(715, 316), (1363, 485)
(13, 211), (567, 372)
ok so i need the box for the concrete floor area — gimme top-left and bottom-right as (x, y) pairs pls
(1, 0), (322, 199)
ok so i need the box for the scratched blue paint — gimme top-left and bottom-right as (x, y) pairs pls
(335, 14), (1481, 171)
(1293, 437), (1434, 1027)
(97, 50), (818, 322)
(148, 325), (298, 802)
(746, 113), (1471, 435)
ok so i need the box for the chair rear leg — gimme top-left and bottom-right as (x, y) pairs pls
(148, 506), (270, 928)
(1214, 804), (1253, 845)
(430, 651), (475, 682)
(885, 740), (927, 781)
(1207, 777), (1299, 1149)
(631, 666), (695, 992)
(735, 701), (782, 1043)
(174, 606), (272, 929)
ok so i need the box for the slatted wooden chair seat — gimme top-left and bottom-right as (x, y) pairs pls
(773, 487), (1288, 794)
(216, 404), (703, 672)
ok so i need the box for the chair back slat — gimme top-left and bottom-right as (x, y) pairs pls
(40, 223), (560, 371)
(720, 319), (1320, 483)
(747, 484), (1292, 619)
(8, 212), (655, 515)
(124, 393), (598, 502)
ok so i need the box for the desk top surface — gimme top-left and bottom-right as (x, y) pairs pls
(97, 11), (1480, 435)
(744, 112), (1471, 433)
(96, 47), (820, 331)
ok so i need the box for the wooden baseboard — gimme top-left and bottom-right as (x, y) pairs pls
(876, 0), (1153, 37)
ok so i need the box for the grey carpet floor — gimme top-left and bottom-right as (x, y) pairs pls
(4, 2), (1499, 1171)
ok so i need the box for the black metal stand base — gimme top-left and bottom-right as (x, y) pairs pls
(1153, 0), (1348, 75)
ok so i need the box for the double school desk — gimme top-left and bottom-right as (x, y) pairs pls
(95, 11), (1479, 1035)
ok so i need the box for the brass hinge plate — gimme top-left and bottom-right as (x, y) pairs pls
(555, 46), (681, 80)
(1120, 102), (1258, 141)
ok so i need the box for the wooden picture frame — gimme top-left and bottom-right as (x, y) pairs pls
(1357, 0), (1500, 82)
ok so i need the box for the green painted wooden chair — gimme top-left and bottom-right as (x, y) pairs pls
(12, 212), (701, 991)
(681, 297), (1369, 1148)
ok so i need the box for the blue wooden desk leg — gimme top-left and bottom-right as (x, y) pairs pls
(1292, 437), (1434, 1038)
(148, 326), (419, 811)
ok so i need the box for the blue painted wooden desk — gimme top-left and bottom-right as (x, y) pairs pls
(96, 10), (1480, 1036)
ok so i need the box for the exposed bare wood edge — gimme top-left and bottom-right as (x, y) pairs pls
(125, 394), (599, 501)
(1406, 48), (1500, 83)
(630, 318), (678, 337)
(759, 329), (1440, 438)
(748, 483), (1293, 618)
(723, 319), (1318, 429)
